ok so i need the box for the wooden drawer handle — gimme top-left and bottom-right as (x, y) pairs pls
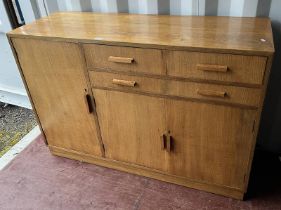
(197, 90), (227, 98)
(197, 64), (228, 72)
(112, 79), (136, 87)
(108, 56), (134, 64)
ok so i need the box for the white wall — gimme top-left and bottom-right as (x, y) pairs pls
(0, 1), (31, 108)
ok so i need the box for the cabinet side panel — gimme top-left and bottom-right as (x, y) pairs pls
(12, 38), (102, 156)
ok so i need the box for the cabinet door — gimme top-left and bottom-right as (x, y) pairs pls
(12, 39), (103, 156)
(93, 90), (169, 171)
(94, 88), (255, 189)
(165, 99), (256, 189)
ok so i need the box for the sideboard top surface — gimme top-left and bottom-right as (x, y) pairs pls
(8, 12), (274, 55)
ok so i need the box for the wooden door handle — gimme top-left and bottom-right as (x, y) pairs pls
(112, 79), (136, 87)
(197, 64), (228, 72)
(166, 132), (172, 152)
(108, 56), (134, 64)
(85, 94), (93, 113)
(161, 131), (172, 152)
(161, 134), (166, 150)
(197, 90), (227, 98)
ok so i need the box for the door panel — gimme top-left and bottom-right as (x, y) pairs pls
(93, 89), (169, 171)
(12, 38), (103, 156)
(165, 100), (256, 189)
(94, 87), (255, 189)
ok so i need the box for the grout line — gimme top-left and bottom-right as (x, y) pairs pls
(0, 125), (41, 170)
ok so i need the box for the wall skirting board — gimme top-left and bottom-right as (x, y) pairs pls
(0, 88), (31, 109)
(0, 125), (40, 170)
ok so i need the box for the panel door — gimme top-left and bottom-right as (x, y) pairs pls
(94, 88), (256, 190)
(165, 99), (256, 189)
(12, 38), (103, 156)
(93, 89), (169, 171)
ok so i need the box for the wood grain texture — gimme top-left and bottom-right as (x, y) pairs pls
(86, 89), (257, 190)
(89, 71), (261, 108)
(12, 38), (103, 156)
(165, 99), (256, 190)
(49, 145), (244, 200)
(83, 44), (165, 75)
(197, 90), (226, 98)
(108, 56), (134, 64)
(196, 64), (228, 72)
(243, 55), (274, 192)
(166, 51), (267, 85)
(7, 12), (274, 55)
(7, 36), (48, 145)
(112, 78), (136, 87)
(7, 13), (275, 200)
(93, 89), (168, 172)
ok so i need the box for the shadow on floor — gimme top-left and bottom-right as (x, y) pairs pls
(246, 149), (281, 200)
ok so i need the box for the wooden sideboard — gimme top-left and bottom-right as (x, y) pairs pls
(7, 12), (274, 199)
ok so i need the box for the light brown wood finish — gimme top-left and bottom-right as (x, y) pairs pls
(8, 13), (274, 200)
(85, 44), (267, 86)
(92, 89), (256, 190)
(196, 64), (228, 73)
(164, 99), (256, 189)
(93, 90), (168, 172)
(89, 71), (261, 108)
(49, 145), (244, 199)
(83, 44), (165, 75)
(112, 78), (136, 87)
(12, 38), (103, 156)
(167, 51), (267, 86)
(7, 37), (48, 145)
(243, 55), (274, 192)
(94, 90), (255, 190)
(108, 56), (134, 64)
(197, 89), (226, 98)
(8, 13), (274, 55)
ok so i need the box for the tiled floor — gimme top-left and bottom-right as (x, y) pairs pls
(0, 135), (280, 210)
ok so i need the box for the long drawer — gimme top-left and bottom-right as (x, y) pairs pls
(83, 44), (165, 75)
(166, 51), (267, 86)
(89, 71), (261, 108)
(84, 44), (266, 86)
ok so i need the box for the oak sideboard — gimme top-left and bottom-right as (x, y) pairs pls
(8, 12), (274, 199)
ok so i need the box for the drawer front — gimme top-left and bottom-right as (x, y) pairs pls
(90, 71), (261, 108)
(83, 44), (165, 75)
(167, 51), (267, 85)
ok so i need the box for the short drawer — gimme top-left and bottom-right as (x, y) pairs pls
(83, 44), (165, 75)
(166, 51), (267, 86)
(90, 71), (261, 108)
